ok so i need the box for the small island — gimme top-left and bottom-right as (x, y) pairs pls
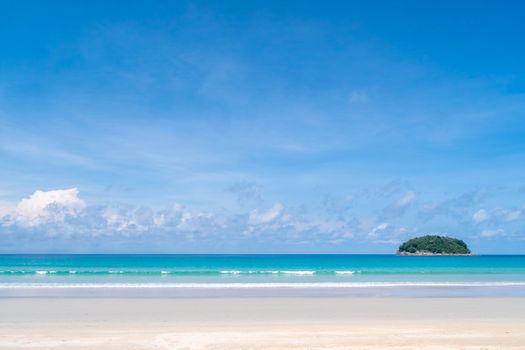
(397, 235), (471, 256)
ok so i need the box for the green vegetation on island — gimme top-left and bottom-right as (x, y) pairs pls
(397, 235), (471, 255)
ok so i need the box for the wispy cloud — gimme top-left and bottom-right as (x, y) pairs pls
(248, 202), (284, 226)
(380, 191), (416, 219)
(419, 190), (488, 221)
(226, 181), (263, 207)
(473, 207), (522, 224)
(481, 229), (505, 238)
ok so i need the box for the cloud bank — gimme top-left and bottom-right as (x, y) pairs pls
(13, 188), (86, 226)
(0, 186), (523, 253)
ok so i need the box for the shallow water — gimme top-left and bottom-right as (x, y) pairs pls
(1, 254), (524, 297)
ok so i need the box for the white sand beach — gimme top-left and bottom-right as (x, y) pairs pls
(1, 298), (524, 349)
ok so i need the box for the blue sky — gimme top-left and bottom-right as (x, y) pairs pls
(1, 0), (525, 253)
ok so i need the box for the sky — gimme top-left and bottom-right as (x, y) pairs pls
(1, 0), (525, 253)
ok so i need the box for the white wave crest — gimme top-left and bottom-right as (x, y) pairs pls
(220, 270), (242, 274)
(277, 271), (315, 275)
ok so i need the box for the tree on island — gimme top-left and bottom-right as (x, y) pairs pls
(397, 235), (471, 255)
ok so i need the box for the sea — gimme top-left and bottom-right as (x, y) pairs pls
(1, 254), (524, 297)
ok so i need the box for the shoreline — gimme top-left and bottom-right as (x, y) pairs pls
(396, 252), (474, 256)
(1, 298), (524, 349)
(2, 281), (525, 298)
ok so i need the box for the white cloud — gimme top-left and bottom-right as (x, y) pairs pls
(473, 209), (488, 224)
(2, 189), (292, 239)
(381, 191), (416, 219)
(481, 229), (504, 238)
(473, 208), (522, 224)
(101, 206), (152, 233)
(496, 209), (521, 222)
(248, 202), (283, 225)
(14, 188), (86, 226)
(368, 222), (388, 238)
(397, 191), (416, 207)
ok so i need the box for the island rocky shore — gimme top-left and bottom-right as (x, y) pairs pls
(396, 250), (473, 256)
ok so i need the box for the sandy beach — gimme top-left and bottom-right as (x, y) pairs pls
(1, 298), (524, 349)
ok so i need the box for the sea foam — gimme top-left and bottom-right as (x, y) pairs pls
(1, 282), (525, 289)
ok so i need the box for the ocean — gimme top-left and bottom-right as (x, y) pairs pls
(1, 254), (524, 297)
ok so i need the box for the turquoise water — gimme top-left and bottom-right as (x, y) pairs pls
(1, 254), (524, 283)
(1, 255), (524, 297)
